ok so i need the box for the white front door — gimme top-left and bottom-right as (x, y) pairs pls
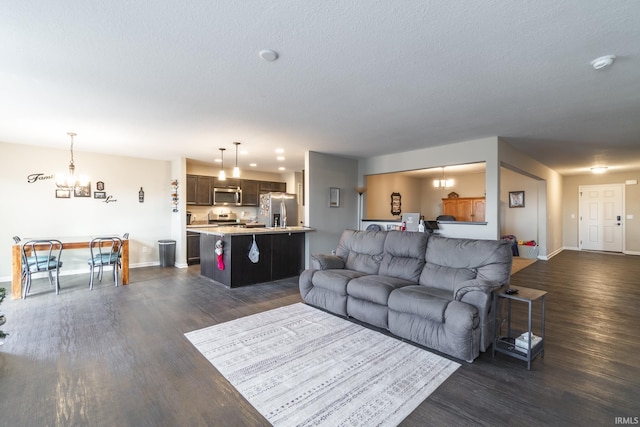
(579, 184), (624, 252)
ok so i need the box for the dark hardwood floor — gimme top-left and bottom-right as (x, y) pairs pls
(1, 250), (638, 426)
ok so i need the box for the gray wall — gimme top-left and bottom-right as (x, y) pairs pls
(305, 151), (359, 263)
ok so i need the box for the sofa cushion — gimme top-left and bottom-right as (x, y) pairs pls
(378, 231), (428, 282)
(336, 230), (386, 275)
(388, 286), (452, 323)
(421, 235), (512, 292)
(347, 275), (416, 305)
(312, 269), (367, 295)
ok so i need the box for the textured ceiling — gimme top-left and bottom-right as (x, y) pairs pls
(1, 1), (639, 175)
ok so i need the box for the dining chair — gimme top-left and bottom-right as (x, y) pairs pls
(88, 236), (123, 290)
(21, 239), (64, 298)
(117, 233), (129, 271)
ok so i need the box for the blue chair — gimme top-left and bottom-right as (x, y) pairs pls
(21, 239), (63, 298)
(88, 237), (123, 290)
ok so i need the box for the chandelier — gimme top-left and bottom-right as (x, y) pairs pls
(56, 132), (89, 189)
(433, 167), (454, 189)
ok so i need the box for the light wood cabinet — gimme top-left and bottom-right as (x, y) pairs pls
(442, 197), (485, 222)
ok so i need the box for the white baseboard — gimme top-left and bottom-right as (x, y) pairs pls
(0, 262), (165, 284)
(563, 246), (580, 251)
(624, 250), (640, 256)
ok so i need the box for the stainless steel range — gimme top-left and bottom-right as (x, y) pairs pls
(208, 212), (238, 224)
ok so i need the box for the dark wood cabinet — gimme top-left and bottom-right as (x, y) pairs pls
(188, 174), (285, 206)
(259, 181), (286, 193)
(212, 178), (240, 189)
(187, 231), (200, 265)
(186, 175), (212, 205)
(200, 231), (305, 288)
(240, 180), (259, 206)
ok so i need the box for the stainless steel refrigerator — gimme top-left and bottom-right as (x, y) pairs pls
(258, 192), (298, 227)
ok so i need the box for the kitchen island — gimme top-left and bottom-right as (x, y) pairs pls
(187, 226), (314, 288)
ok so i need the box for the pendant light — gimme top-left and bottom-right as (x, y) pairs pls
(56, 132), (89, 189)
(433, 166), (454, 189)
(232, 142), (241, 178)
(218, 148), (226, 181)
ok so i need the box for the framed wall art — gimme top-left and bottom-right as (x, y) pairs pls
(329, 187), (340, 207)
(94, 191), (106, 199)
(55, 189), (71, 199)
(390, 192), (402, 216)
(509, 191), (525, 208)
(74, 183), (91, 198)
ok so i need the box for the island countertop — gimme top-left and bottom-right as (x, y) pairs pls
(187, 225), (314, 236)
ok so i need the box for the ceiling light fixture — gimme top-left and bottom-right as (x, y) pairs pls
(433, 167), (454, 189)
(590, 55), (616, 70)
(56, 132), (89, 190)
(591, 166), (608, 174)
(259, 49), (279, 62)
(218, 148), (226, 181)
(232, 142), (241, 178)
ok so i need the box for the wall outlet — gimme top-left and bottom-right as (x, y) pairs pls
(142, 246), (149, 253)
(331, 250), (336, 255)
(627, 214), (634, 220)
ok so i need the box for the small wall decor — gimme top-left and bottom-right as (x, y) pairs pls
(74, 183), (91, 197)
(27, 173), (54, 184)
(96, 181), (105, 191)
(171, 179), (179, 212)
(390, 192), (402, 216)
(138, 187), (144, 203)
(94, 191), (106, 199)
(509, 191), (525, 208)
(329, 187), (340, 207)
(55, 189), (71, 198)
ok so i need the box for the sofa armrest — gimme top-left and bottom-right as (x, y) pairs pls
(453, 280), (503, 301)
(310, 254), (345, 270)
(453, 279), (506, 352)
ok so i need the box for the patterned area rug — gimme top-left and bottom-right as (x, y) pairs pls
(185, 303), (459, 427)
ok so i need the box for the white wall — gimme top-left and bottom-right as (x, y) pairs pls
(497, 138), (563, 259)
(562, 171), (640, 254)
(0, 141), (174, 281)
(500, 167), (540, 243)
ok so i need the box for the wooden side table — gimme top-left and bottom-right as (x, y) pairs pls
(492, 286), (547, 369)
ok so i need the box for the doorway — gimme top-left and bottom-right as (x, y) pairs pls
(579, 184), (625, 252)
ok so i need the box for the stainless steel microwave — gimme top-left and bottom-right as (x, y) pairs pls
(213, 187), (242, 206)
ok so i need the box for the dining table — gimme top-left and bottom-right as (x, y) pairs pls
(11, 236), (129, 299)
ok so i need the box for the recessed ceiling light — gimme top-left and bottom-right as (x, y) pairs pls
(259, 50), (279, 62)
(591, 166), (608, 174)
(250, 163), (257, 167)
(278, 167), (285, 171)
(240, 149), (248, 155)
(275, 148), (284, 154)
(590, 55), (616, 70)
(277, 156), (285, 161)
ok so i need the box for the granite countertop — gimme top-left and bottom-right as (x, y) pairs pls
(187, 226), (314, 236)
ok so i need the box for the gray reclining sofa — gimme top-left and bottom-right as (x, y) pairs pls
(299, 229), (513, 362)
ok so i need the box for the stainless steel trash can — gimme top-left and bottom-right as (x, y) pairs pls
(158, 239), (176, 267)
